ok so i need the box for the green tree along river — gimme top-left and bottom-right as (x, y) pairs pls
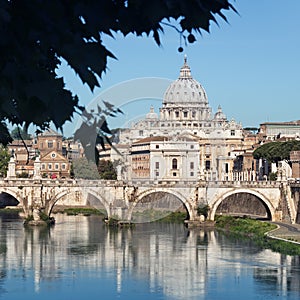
(1, 211), (300, 300)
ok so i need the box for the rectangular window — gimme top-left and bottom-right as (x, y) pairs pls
(155, 162), (159, 169)
(61, 164), (66, 170)
(190, 172), (194, 176)
(155, 171), (159, 177)
(48, 163), (52, 170)
(225, 163), (229, 173)
(183, 111), (188, 118)
(190, 162), (194, 170)
(156, 145), (159, 149)
(55, 163), (59, 170)
(231, 130), (235, 136)
(172, 158), (178, 169)
(48, 141), (53, 148)
(205, 160), (211, 170)
(175, 111), (179, 118)
(41, 164), (45, 170)
(173, 172), (177, 177)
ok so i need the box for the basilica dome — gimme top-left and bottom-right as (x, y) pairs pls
(163, 57), (208, 106)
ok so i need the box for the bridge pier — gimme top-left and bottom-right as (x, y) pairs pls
(110, 207), (129, 221)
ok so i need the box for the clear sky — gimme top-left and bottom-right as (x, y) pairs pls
(58, 1), (300, 137)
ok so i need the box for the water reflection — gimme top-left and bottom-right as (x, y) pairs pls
(0, 213), (300, 299)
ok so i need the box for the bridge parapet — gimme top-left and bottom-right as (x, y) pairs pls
(0, 178), (78, 187)
(207, 181), (283, 188)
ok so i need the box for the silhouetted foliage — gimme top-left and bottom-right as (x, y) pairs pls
(0, 0), (236, 160)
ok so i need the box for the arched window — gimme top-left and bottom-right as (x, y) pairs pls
(172, 158), (178, 169)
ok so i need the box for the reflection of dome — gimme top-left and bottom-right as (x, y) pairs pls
(214, 105), (226, 120)
(163, 56), (208, 106)
(146, 106), (158, 119)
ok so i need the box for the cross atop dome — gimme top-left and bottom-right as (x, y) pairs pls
(179, 55), (192, 79)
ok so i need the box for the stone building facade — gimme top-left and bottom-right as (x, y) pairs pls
(115, 57), (245, 181)
(130, 136), (200, 181)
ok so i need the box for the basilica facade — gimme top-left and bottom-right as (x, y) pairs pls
(114, 58), (245, 181)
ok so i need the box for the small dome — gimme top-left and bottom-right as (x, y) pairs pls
(163, 56), (208, 106)
(146, 106), (158, 119)
(214, 105), (227, 120)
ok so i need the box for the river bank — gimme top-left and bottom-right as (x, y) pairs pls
(215, 215), (300, 256)
(267, 222), (300, 243)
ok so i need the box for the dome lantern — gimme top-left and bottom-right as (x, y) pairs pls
(179, 55), (192, 79)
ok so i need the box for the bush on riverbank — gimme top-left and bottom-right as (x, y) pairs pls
(158, 211), (187, 223)
(63, 207), (105, 216)
(216, 215), (300, 256)
(0, 208), (22, 214)
(132, 209), (187, 223)
(215, 215), (276, 237)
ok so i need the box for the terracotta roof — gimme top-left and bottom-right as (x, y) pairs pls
(9, 139), (33, 146)
(39, 128), (62, 137)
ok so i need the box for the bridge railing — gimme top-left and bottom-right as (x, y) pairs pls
(206, 180), (282, 188)
(0, 178), (78, 186)
(0, 177), (286, 188)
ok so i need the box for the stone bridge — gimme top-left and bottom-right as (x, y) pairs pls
(0, 178), (299, 224)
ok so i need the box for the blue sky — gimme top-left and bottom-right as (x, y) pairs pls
(58, 1), (300, 137)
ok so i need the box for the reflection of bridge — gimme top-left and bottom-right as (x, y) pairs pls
(1, 178), (300, 223)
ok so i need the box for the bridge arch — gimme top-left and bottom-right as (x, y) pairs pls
(127, 188), (195, 222)
(0, 188), (29, 213)
(83, 188), (111, 217)
(0, 188), (21, 204)
(209, 188), (275, 221)
(46, 187), (82, 216)
(46, 187), (110, 218)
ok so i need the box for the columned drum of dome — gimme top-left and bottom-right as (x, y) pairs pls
(160, 57), (212, 122)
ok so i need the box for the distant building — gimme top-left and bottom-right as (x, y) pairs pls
(37, 128), (63, 156)
(40, 150), (70, 178)
(63, 138), (84, 161)
(290, 151), (300, 179)
(7, 129), (70, 178)
(259, 121), (300, 141)
(37, 129), (70, 178)
(130, 136), (200, 181)
(113, 57), (245, 181)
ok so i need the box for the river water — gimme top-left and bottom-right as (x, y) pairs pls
(1, 212), (300, 300)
